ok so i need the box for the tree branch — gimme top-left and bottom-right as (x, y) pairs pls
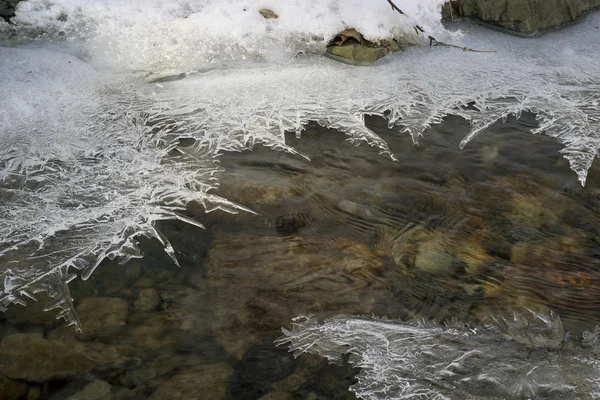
(385, 0), (496, 53)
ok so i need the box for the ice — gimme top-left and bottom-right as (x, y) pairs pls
(276, 312), (600, 399)
(0, 2), (599, 329)
(0, 48), (253, 329)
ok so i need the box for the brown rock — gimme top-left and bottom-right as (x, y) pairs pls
(77, 297), (128, 334)
(134, 288), (160, 312)
(67, 381), (112, 400)
(206, 235), (388, 358)
(4, 292), (62, 325)
(0, 374), (27, 400)
(259, 8), (278, 19)
(148, 363), (232, 400)
(445, 0), (600, 35)
(0, 333), (129, 382)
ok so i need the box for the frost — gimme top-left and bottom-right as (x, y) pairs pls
(276, 312), (600, 399)
(5, 0), (450, 71)
(1, 4), (600, 329)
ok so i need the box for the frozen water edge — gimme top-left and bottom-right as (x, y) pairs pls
(0, 12), (599, 329)
(276, 312), (600, 399)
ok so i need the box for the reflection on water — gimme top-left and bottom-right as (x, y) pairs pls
(2, 113), (600, 399)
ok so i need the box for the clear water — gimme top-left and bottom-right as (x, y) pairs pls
(1, 3), (600, 399)
(2, 114), (600, 399)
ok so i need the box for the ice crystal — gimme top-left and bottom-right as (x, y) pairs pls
(276, 312), (600, 399)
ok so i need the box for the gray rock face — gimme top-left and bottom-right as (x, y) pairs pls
(444, 0), (600, 35)
(0, 0), (20, 22)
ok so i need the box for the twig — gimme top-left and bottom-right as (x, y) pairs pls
(385, 0), (404, 14)
(385, 0), (496, 53)
(428, 36), (497, 53)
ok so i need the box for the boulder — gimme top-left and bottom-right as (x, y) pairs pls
(67, 381), (112, 400)
(444, 0), (600, 36)
(148, 363), (232, 400)
(0, 0), (20, 22)
(0, 333), (129, 382)
(259, 9), (278, 19)
(206, 235), (389, 358)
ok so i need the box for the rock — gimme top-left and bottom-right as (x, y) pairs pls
(414, 238), (456, 275)
(216, 170), (297, 205)
(134, 288), (160, 312)
(0, 333), (129, 382)
(67, 381), (112, 400)
(77, 297), (128, 333)
(148, 363), (232, 400)
(206, 235), (388, 358)
(258, 391), (294, 400)
(0, 0), (20, 22)
(326, 42), (389, 65)
(0, 374), (27, 400)
(259, 8), (278, 19)
(325, 28), (393, 65)
(48, 296), (128, 340)
(445, 0), (600, 36)
(4, 292), (62, 326)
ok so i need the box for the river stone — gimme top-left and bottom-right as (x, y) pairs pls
(67, 381), (112, 400)
(206, 235), (388, 359)
(326, 42), (389, 65)
(0, 333), (129, 381)
(0, 374), (27, 400)
(0, 0), (20, 22)
(444, 0), (600, 35)
(259, 8), (278, 19)
(414, 239), (456, 275)
(4, 292), (62, 325)
(134, 288), (160, 312)
(148, 363), (232, 400)
(48, 296), (129, 340)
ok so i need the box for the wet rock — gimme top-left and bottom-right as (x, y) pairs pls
(206, 235), (388, 358)
(48, 296), (128, 340)
(134, 288), (160, 312)
(326, 42), (389, 65)
(0, 374), (27, 400)
(259, 8), (278, 19)
(258, 391), (294, 400)
(0, 0), (20, 22)
(0, 333), (129, 382)
(77, 297), (128, 334)
(326, 29), (392, 65)
(4, 292), (61, 326)
(148, 363), (232, 400)
(445, 0), (600, 35)
(67, 381), (112, 400)
(414, 238), (456, 275)
(216, 170), (297, 205)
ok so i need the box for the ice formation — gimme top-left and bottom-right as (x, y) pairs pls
(276, 312), (600, 399)
(0, 0), (599, 336)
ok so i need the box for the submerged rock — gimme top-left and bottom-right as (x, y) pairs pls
(206, 234), (388, 358)
(0, 333), (129, 381)
(148, 363), (232, 400)
(134, 288), (160, 312)
(444, 0), (600, 35)
(4, 292), (62, 326)
(0, 374), (27, 400)
(67, 381), (112, 400)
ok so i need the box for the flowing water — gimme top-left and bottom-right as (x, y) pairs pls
(1, 1), (600, 399)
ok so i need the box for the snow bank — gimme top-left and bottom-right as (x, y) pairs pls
(7, 0), (449, 71)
